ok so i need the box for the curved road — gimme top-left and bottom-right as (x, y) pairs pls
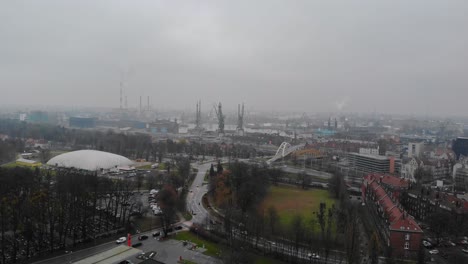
(186, 163), (211, 225)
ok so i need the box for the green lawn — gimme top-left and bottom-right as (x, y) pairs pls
(137, 164), (152, 170)
(260, 185), (337, 230)
(182, 211), (193, 221)
(1, 161), (41, 169)
(173, 231), (222, 257)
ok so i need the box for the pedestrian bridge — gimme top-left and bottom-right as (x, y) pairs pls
(266, 142), (305, 165)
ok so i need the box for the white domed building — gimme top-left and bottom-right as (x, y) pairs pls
(47, 150), (134, 172)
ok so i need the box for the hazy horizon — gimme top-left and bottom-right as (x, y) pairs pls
(1, 1), (467, 115)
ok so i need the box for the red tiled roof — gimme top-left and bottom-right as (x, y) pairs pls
(381, 175), (409, 189)
(390, 217), (422, 232)
(364, 174), (409, 189)
(363, 174), (422, 233)
(463, 201), (468, 212)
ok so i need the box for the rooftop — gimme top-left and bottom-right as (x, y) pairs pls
(47, 150), (134, 171)
(74, 245), (142, 264)
(364, 174), (422, 233)
(351, 153), (392, 160)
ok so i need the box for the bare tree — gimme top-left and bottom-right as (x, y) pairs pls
(291, 214), (304, 253)
(345, 207), (361, 264)
(267, 206), (279, 237)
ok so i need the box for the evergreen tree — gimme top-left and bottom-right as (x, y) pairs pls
(210, 163), (216, 177)
(217, 160), (223, 175)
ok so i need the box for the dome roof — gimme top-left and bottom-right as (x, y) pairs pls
(47, 150), (133, 171)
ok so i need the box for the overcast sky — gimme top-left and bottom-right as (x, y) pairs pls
(1, 0), (467, 115)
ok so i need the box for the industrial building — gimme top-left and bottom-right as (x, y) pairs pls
(349, 153), (401, 175)
(69, 117), (96, 128)
(147, 119), (179, 134)
(453, 137), (468, 160)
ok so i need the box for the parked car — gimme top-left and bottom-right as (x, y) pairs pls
(116, 237), (126, 244)
(152, 231), (160, 237)
(307, 253), (320, 259)
(138, 235), (148, 240)
(175, 226), (183, 230)
(422, 240), (432, 248)
(440, 240), (456, 247)
(429, 249), (439, 255)
(119, 260), (133, 264)
(132, 242), (142, 248)
(462, 248), (468, 254)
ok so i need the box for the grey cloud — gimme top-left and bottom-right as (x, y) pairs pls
(0, 0), (467, 115)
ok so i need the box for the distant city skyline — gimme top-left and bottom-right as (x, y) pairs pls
(1, 1), (467, 116)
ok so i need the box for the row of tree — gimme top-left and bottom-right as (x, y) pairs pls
(0, 167), (136, 263)
(0, 119), (267, 162)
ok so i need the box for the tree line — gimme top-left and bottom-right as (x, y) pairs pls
(0, 119), (263, 162)
(0, 167), (137, 263)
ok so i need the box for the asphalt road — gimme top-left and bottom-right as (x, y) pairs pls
(187, 163), (211, 224)
(33, 241), (119, 264)
(33, 224), (220, 264)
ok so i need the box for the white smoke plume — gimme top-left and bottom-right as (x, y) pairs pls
(334, 97), (350, 111)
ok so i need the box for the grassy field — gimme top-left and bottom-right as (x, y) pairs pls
(1, 161), (42, 168)
(173, 231), (222, 257)
(260, 185), (337, 229)
(182, 211), (193, 221)
(137, 164), (152, 170)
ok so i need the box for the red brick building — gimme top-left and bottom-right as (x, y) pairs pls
(362, 174), (423, 259)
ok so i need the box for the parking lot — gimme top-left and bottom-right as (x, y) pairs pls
(422, 236), (468, 263)
(114, 228), (221, 264)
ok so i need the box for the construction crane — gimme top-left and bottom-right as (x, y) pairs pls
(213, 102), (225, 135)
(237, 103), (245, 136)
(195, 100), (202, 130)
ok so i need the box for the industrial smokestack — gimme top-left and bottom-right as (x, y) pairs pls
(139, 96), (142, 113)
(119, 83), (123, 109)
